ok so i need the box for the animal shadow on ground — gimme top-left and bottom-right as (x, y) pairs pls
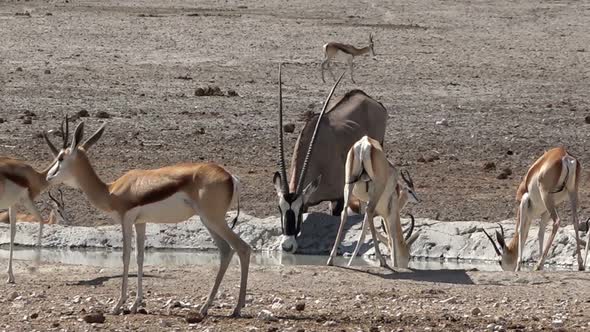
(297, 212), (365, 254)
(66, 273), (160, 286)
(335, 266), (475, 285)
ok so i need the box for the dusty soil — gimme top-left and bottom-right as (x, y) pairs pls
(0, 0), (589, 226)
(1, 258), (590, 331)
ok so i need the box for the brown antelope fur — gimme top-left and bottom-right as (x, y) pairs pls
(274, 64), (387, 254)
(483, 147), (585, 271)
(0, 155), (59, 283)
(321, 33), (375, 83)
(327, 136), (419, 268)
(44, 120), (250, 317)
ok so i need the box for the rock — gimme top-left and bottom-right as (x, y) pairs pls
(493, 302), (499, 308)
(271, 302), (283, 310)
(585, 115), (590, 124)
(246, 327), (258, 332)
(267, 327), (278, 332)
(16, 67), (23, 72)
(185, 311), (204, 324)
(440, 296), (457, 304)
(483, 162), (496, 171)
(82, 312), (105, 324)
(227, 89), (239, 97)
(44, 69), (51, 74)
(552, 319), (564, 328)
(194, 88), (206, 96)
(283, 123), (295, 133)
(22, 117), (32, 125)
(51, 322), (60, 328)
(95, 111), (111, 119)
(257, 309), (277, 321)
(137, 308), (148, 314)
(9, 291), (19, 301)
(435, 119), (449, 126)
(0, 118), (4, 123)
(370, 327), (380, 332)
(471, 307), (482, 316)
(487, 323), (495, 331)
(295, 302), (305, 311)
(29, 312), (39, 319)
(501, 167), (512, 176)
(77, 109), (89, 117)
(323, 321), (337, 327)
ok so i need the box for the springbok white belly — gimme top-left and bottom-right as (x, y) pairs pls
(0, 180), (29, 209)
(131, 192), (196, 224)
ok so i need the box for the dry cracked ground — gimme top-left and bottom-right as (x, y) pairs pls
(2, 260), (590, 331)
(1, 0), (590, 331)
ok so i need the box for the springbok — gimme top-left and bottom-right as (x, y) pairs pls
(483, 147), (586, 271)
(327, 136), (419, 268)
(0, 125), (66, 283)
(0, 189), (67, 225)
(44, 119), (250, 317)
(273, 64), (387, 253)
(346, 171), (419, 267)
(321, 33), (375, 83)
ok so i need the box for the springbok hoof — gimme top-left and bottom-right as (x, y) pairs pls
(230, 308), (241, 318)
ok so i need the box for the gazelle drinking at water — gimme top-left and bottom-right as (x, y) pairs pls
(327, 136), (420, 268)
(44, 119), (250, 317)
(483, 147), (586, 271)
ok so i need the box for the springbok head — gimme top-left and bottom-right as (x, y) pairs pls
(47, 189), (67, 224)
(482, 224), (515, 271)
(369, 33), (375, 56)
(273, 63), (344, 253)
(44, 115), (106, 187)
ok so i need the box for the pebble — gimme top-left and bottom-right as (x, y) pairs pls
(246, 327), (258, 332)
(323, 321), (337, 327)
(82, 312), (105, 324)
(295, 302), (305, 311)
(435, 119), (449, 126)
(96, 111), (111, 119)
(8, 292), (19, 301)
(257, 309), (277, 321)
(185, 311), (204, 324)
(284, 123), (295, 133)
(440, 296), (457, 304)
(552, 319), (564, 328)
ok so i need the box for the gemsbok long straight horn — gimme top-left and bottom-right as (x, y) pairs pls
(273, 64), (388, 253)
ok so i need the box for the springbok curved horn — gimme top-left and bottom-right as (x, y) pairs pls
(482, 228), (502, 256)
(277, 63), (289, 194)
(498, 223), (505, 239)
(58, 188), (64, 206)
(404, 213), (415, 241)
(61, 115), (70, 149)
(48, 190), (58, 205)
(43, 131), (59, 156)
(296, 71), (345, 194)
(400, 170), (414, 189)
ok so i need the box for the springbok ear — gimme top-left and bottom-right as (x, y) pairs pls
(273, 172), (284, 196)
(406, 232), (420, 247)
(302, 174), (321, 202)
(80, 123), (106, 151)
(496, 230), (506, 249)
(70, 122), (85, 149)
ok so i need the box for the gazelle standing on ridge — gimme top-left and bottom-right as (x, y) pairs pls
(0, 123), (67, 283)
(0, 189), (67, 225)
(321, 33), (375, 83)
(44, 119), (250, 317)
(327, 136), (420, 268)
(483, 147), (587, 271)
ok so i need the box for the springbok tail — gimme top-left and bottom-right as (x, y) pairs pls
(230, 175), (241, 229)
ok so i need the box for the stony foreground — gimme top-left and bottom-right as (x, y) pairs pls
(1, 259), (590, 331)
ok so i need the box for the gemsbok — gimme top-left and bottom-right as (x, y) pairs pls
(327, 136), (419, 268)
(482, 147), (586, 271)
(321, 33), (375, 83)
(44, 119), (250, 317)
(0, 189), (67, 225)
(274, 64), (387, 253)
